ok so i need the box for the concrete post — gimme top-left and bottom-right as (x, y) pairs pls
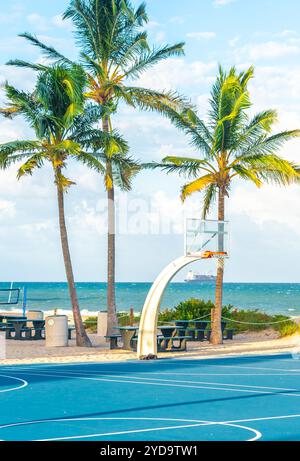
(97, 311), (108, 338)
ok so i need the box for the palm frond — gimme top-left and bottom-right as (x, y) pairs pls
(0, 140), (42, 155)
(6, 59), (48, 72)
(202, 184), (217, 219)
(112, 155), (141, 191)
(232, 110), (278, 153)
(123, 43), (185, 79)
(231, 164), (263, 188)
(240, 130), (300, 158)
(17, 153), (45, 179)
(74, 151), (105, 173)
(181, 175), (215, 201)
(18, 33), (71, 63)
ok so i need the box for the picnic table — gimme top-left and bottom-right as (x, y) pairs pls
(159, 325), (191, 351)
(111, 325), (190, 352)
(175, 320), (234, 341)
(3, 318), (45, 340)
(113, 326), (138, 351)
(175, 320), (210, 341)
(0, 315), (27, 322)
(0, 316), (27, 336)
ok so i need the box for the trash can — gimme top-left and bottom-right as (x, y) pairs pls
(27, 310), (44, 328)
(45, 315), (68, 347)
(97, 311), (108, 338)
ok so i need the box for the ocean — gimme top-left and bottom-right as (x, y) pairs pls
(1, 282), (300, 317)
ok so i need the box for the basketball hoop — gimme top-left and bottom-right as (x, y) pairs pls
(200, 251), (228, 259)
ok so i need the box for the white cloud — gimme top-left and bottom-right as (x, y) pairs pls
(248, 65), (300, 110)
(213, 0), (236, 7)
(234, 40), (300, 61)
(136, 58), (217, 91)
(229, 35), (240, 47)
(51, 15), (72, 30)
(27, 13), (50, 32)
(187, 32), (216, 40)
(169, 16), (185, 25)
(230, 183), (300, 237)
(26, 13), (73, 33)
(155, 31), (166, 43)
(144, 20), (161, 30)
(276, 30), (298, 38)
(0, 200), (16, 219)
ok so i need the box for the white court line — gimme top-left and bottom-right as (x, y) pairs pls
(5, 368), (300, 397)
(37, 412), (300, 442)
(5, 366), (296, 377)
(218, 365), (300, 373)
(0, 417), (261, 442)
(0, 374), (28, 393)
(17, 367), (300, 393)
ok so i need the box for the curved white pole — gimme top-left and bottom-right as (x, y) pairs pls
(137, 255), (203, 359)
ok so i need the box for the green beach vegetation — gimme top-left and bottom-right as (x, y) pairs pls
(149, 66), (300, 345)
(84, 299), (299, 339)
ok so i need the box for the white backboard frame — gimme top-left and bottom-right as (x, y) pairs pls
(184, 218), (230, 258)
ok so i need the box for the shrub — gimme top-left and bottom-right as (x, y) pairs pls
(158, 298), (233, 323)
(84, 316), (97, 333)
(276, 321), (299, 337)
(224, 310), (299, 338)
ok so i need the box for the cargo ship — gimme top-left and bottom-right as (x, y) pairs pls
(184, 270), (216, 283)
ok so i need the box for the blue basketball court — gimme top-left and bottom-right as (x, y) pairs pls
(1, 353), (300, 441)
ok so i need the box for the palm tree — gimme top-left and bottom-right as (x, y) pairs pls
(150, 66), (300, 344)
(0, 64), (127, 346)
(8, 0), (190, 334)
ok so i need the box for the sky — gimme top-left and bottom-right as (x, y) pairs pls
(0, 0), (300, 283)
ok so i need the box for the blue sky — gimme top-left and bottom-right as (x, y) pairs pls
(1, 0), (300, 283)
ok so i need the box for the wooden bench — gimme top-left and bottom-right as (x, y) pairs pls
(206, 329), (236, 341)
(223, 328), (236, 340)
(105, 334), (122, 350)
(186, 328), (209, 341)
(18, 327), (45, 341)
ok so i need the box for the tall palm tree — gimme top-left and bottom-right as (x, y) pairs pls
(0, 64), (126, 346)
(8, 0), (190, 334)
(150, 66), (300, 344)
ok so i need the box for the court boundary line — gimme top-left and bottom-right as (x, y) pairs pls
(0, 374), (28, 393)
(24, 368), (300, 392)
(0, 417), (262, 442)
(6, 367), (300, 398)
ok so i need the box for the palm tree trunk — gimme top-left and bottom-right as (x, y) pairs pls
(107, 179), (119, 335)
(102, 117), (119, 336)
(210, 187), (225, 345)
(57, 183), (92, 347)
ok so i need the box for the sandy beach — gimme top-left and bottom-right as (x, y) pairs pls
(1, 330), (300, 366)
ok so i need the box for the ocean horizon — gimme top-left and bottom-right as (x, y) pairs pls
(1, 281), (300, 317)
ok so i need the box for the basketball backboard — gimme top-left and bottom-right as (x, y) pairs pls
(184, 218), (229, 258)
